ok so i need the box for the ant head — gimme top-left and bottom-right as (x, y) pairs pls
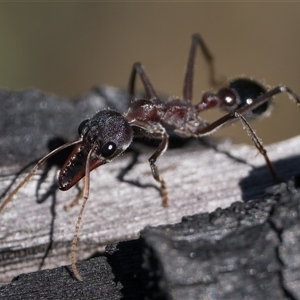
(78, 110), (133, 160)
(59, 110), (133, 191)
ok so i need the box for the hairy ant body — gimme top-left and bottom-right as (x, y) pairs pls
(1, 33), (300, 281)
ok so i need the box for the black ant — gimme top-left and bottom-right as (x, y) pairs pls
(1, 33), (299, 281)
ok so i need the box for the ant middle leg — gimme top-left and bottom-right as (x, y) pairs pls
(128, 33), (222, 104)
(128, 62), (158, 100)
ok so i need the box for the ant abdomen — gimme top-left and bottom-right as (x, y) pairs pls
(225, 78), (272, 120)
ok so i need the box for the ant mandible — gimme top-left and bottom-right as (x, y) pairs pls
(1, 33), (300, 281)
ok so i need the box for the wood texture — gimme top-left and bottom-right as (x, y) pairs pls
(1, 134), (300, 286)
(0, 87), (300, 294)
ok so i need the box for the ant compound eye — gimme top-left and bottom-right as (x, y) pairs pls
(101, 142), (117, 158)
(78, 119), (89, 136)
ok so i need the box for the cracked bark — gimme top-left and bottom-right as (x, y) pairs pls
(0, 87), (300, 299)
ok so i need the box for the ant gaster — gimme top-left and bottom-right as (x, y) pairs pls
(1, 33), (300, 281)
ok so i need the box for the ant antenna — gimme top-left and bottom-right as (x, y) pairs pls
(0, 139), (83, 213)
(70, 144), (95, 281)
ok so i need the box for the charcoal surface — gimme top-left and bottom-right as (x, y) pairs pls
(140, 178), (300, 300)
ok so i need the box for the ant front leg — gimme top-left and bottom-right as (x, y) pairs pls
(128, 62), (158, 100)
(148, 129), (169, 207)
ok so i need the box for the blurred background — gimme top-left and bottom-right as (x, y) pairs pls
(1, 3), (300, 145)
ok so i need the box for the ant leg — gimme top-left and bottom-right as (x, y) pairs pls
(238, 85), (300, 115)
(148, 131), (169, 207)
(183, 33), (222, 102)
(231, 85), (300, 181)
(234, 111), (281, 182)
(192, 85), (300, 181)
(191, 110), (281, 181)
(128, 62), (158, 100)
(117, 145), (140, 183)
(64, 184), (84, 211)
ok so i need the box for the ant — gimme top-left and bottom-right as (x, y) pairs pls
(1, 33), (300, 281)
